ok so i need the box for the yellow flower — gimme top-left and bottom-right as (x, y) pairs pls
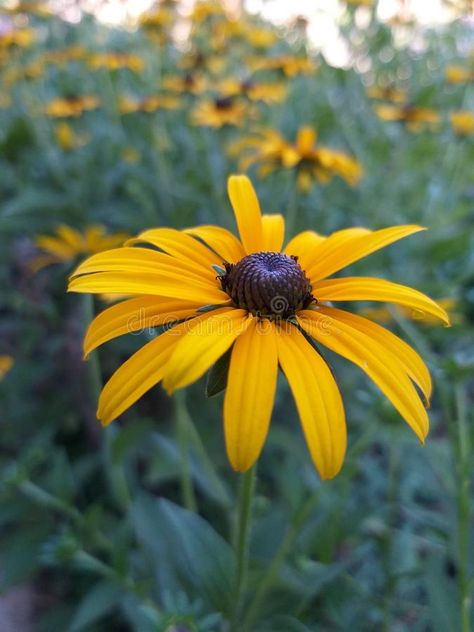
(366, 85), (407, 104)
(45, 96), (100, 118)
(0, 356), (14, 380)
(242, 25), (278, 49)
(190, 97), (251, 128)
(248, 54), (317, 77)
(162, 73), (208, 94)
(0, 28), (36, 48)
(118, 95), (181, 114)
(179, 50), (226, 75)
(217, 78), (287, 104)
(190, 1), (227, 23)
(445, 65), (474, 84)
(450, 111), (474, 136)
(3, 2), (52, 17)
(68, 174), (448, 479)
(361, 298), (461, 326)
(33, 225), (130, 271)
(121, 147), (140, 163)
(139, 7), (174, 29)
(44, 45), (87, 65)
(346, 0), (374, 6)
(54, 123), (89, 151)
(233, 127), (363, 190)
(375, 104), (440, 132)
(88, 53), (145, 72)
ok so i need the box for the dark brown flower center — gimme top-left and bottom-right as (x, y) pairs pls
(219, 252), (314, 318)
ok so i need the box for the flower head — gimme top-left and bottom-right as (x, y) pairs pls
(232, 127), (363, 190)
(69, 175), (448, 479)
(118, 95), (181, 114)
(87, 52), (145, 73)
(450, 111), (474, 136)
(45, 96), (100, 118)
(190, 97), (251, 128)
(33, 225), (130, 271)
(375, 104), (440, 132)
(54, 122), (89, 151)
(0, 356), (14, 380)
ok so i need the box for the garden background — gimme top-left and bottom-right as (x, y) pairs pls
(0, 0), (473, 630)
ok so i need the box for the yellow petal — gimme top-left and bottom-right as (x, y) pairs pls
(313, 277), (450, 325)
(261, 214), (285, 251)
(305, 225), (424, 283)
(299, 310), (429, 442)
(162, 308), (250, 393)
(224, 319), (278, 471)
(296, 126), (316, 153)
(36, 235), (76, 260)
(227, 175), (263, 254)
(69, 270), (229, 304)
(284, 230), (326, 271)
(276, 323), (346, 480)
(98, 318), (196, 425)
(56, 225), (84, 250)
(316, 305), (432, 402)
(184, 225), (245, 263)
(128, 228), (219, 277)
(84, 296), (200, 358)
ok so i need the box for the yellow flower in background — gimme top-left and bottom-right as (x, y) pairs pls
(54, 123), (89, 151)
(450, 111), (474, 136)
(361, 298), (461, 326)
(445, 64), (474, 84)
(119, 95), (182, 114)
(190, 0), (227, 23)
(139, 7), (174, 29)
(45, 96), (100, 118)
(0, 28), (36, 48)
(121, 147), (141, 163)
(0, 356), (14, 380)
(179, 50), (226, 75)
(191, 97), (251, 128)
(233, 127), (362, 190)
(44, 45), (87, 65)
(88, 52), (145, 72)
(366, 85), (408, 104)
(375, 104), (440, 132)
(33, 225), (130, 271)
(249, 54), (317, 77)
(217, 78), (287, 104)
(162, 73), (208, 94)
(345, 0), (374, 6)
(242, 24), (278, 49)
(2, 1), (52, 17)
(68, 174), (448, 479)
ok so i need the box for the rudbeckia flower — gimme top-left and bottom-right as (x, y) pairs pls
(68, 175), (448, 480)
(118, 95), (181, 114)
(45, 96), (100, 118)
(366, 85), (407, 104)
(0, 28), (36, 49)
(162, 73), (208, 94)
(33, 225), (130, 271)
(248, 54), (317, 77)
(450, 111), (474, 136)
(445, 65), (474, 84)
(375, 104), (440, 132)
(0, 356), (14, 380)
(139, 7), (174, 29)
(217, 78), (287, 104)
(190, 97), (251, 128)
(232, 127), (362, 191)
(88, 53), (145, 73)
(54, 122), (89, 151)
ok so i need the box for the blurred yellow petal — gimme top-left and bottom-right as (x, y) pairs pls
(261, 214), (285, 251)
(313, 277), (450, 325)
(224, 319), (278, 471)
(227, 175), (263, 253)
(163, 308), (250, 393)
(296, 126), (316, 154)
(284, 231), (326, 271)
(0, 355), (14, 380)
(299, 310), (429, 442)
(277, 323), (346, 480)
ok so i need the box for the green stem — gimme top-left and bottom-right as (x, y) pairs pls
(174, 390), (198, 513)
(243, 488), (321, 630)
(230, 465), (256, 630)
(455, 382), (471, 632)
(82, 295), (131, 511)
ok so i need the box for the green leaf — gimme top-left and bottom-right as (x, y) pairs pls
(206, 348), (232, 397)
(68, 581), (122, 632)
(132, 494), (235, 613)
